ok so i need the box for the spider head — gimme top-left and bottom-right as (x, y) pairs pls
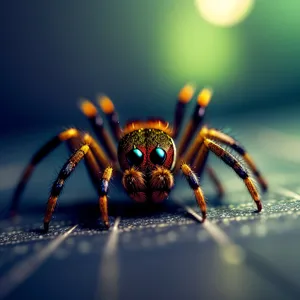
(118, 127), (176, 202)
(118, 128), (176, 173)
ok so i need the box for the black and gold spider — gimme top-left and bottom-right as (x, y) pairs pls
(11, 85), (268, 231)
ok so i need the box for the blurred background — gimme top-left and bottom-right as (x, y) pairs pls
(2, 2), (300, 300)
(1, 0), (300, 137)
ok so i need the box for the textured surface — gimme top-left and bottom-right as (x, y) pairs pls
(1, 113), (300, 300)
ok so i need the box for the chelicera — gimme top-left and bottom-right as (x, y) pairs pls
(12, 85), (268, 231)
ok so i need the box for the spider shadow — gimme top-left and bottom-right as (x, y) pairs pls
(78, 193), (225, 230)
(2, 190), (225, 233)
(7, 196), (188, 232)
(76, 197), (188, 230)
(206, 194), (224, 207)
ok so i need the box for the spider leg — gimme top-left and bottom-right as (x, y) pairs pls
(206, 166), (225, 198)
(178, 132), (224, 197)
(192, 141), (209, 175)
(80, 100), (117, 162)
(174, 134), (209, 175)
(181, 163), (207, 221)
(204, 139), (262, 212)
(172, 84), (195, 139)
(184, 139), (225, 197)
(177, 88), (212, 157)
(98, 166), (113, 228)
(183, 126), (268, 192)
(67, 136), (102, 191)
(11, 128), (108, 212)
(82, 133), (110, 169)
(204, 128), (268, 191)
(44, 144), (114, 231)
(97, 95), (122, 142)
(44, 144), (91, 231)
(122, 168), (147, 202)
(150, 167), (174, 202)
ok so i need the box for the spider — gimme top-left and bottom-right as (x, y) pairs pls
(11, 85), (268, 232)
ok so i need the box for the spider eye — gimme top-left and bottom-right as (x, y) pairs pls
(126, 148), (144, 166)
(150, 147), (166, 165)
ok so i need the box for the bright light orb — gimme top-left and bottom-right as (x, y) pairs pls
(195, 0), (254, 27)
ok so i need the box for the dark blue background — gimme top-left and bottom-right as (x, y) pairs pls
(2, 0), (300, 137)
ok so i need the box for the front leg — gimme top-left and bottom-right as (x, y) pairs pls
(98, 166), (113, 228)
(181, 163), (207, 221)
(44, 141), (112, 232)
(44, 144), (90, 232)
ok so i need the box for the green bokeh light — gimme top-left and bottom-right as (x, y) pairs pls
(155, 3), (244, 87)
(195, 0), (254, 27)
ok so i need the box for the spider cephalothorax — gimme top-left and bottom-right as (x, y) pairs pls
(12, 85), (268, 231)
(118, 126), (176, 203)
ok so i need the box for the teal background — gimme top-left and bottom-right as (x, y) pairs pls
(2, 3), (300, 299)
(2, 0), (300, 135)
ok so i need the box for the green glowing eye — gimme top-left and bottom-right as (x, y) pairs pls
(126, 148), (144, 166)
(150, 147), (166, 165)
